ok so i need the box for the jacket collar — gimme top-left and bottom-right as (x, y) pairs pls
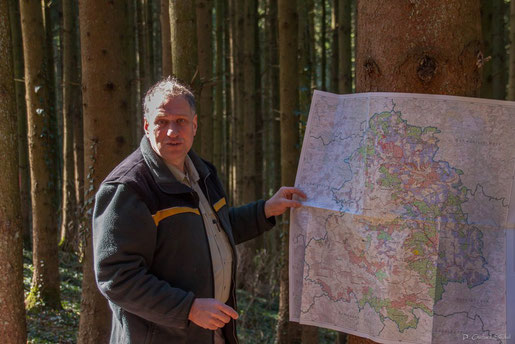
(140, 137), (210, 194)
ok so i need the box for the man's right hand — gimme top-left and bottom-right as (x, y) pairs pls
(188, 298), (239, 330)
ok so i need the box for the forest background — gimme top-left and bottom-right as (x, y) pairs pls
(0, 0), (513, 343)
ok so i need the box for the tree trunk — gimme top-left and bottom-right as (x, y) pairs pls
(60, 0), (80, 253)
(161, 0), (172, 76)
(509, 0), (515, 100)
(213, 0), (224, 171)
(20, 0), (61, 311)
(353, 1), (482, 343)
(0, 2), (27, 341)
(77, 1), (134, 342)
(8, 0), (31, 248)
(491, 0), (506, 100)
(330, 0), (338, 93)
(196, 0), (214, 162)
(275, 0), (299, 343)
(338, 0), (352, 93)
(356, 0), (482, 96)
(170, 0), (200, 152)
(480, 0), (493, 98)
(320, 0), (327, 90)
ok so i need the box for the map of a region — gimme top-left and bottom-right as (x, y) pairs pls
(290, 91), (515, 344)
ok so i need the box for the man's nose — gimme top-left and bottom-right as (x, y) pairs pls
(166, 123), (179, 136)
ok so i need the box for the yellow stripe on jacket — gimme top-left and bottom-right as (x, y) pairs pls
(213, 197), (226, 212)
(152, 207), (200, 226)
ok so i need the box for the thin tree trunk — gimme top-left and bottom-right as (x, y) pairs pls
(0, 2), (27, 341)
(330, 0), (339, 93)
(196, 0), (214, 162)
(338, 0), (352, 93)
(214, 0), (224, 171)
(491, 0), (506, 100)
(20, 0), (61, 311)
(170, 0), (200, 152)
(480, 0), (493, 98)
(77, 1), (134, 342)
(161, 0), (172, 76)
(321, 0), (327, 90)
(509, 0), (515, 100)
(60, 0), (79, 253)
(276, 0), (299, 343)
(8, 0), (31, 248)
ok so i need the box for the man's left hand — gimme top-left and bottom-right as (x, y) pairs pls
(264, 187), (307, 218)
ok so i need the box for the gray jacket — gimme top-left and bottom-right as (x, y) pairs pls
(93, 138), (275, 343)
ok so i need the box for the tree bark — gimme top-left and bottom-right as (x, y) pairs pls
(161, 0), (172, 76)
(196, 0), (214, 162)
(77, 1), (134, 342)
(338, 0), (352, 93)
(330, 0), (339, 93)
(170, 0), (200, 152)
(480, 0), (493, 98)
(213, 0), (225, 171)
(0, 1), (27, 341)
(20, 0), (61, 311)
(320, 0), (327, 91)
(8, 0), (31, 248)
(275, 0), (299, 343)
(356, 0), (482, 96)
(491, 0), (506, 100)
(60, 0), (80, 253)
(509, 0), (515, 100)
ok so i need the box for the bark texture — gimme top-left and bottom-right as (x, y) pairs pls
(161, 0), (172, 77)
(356, 0), (482, 96)
(0, 1), (27, 341)
(338, 0), (352, 93)
(196, 0), (214, 161)
(275, 0), (299, 342)
(8, 0), (30, 247)
(20, 0), (61, 310)
(78, 1), (134, 342)
(60, 0), (80, 253)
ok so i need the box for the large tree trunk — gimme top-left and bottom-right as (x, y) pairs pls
(0, 2), (27, 341)
(8, 0), (31, 249)
(356, 0), (482, 96)
(196, 0), (214, 162)
(275, 0), (299, 343)
(161, 0), (172, 76)
(353, 1), (482, 343)
(77, 1), (134, 342)
(338, 0), (352, 94)
(20, 0), (61, 311)
(509, 0), (515, 100)
(60, 0), (80, 253)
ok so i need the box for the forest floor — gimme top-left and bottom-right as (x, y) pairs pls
(23, 249), (337, 343)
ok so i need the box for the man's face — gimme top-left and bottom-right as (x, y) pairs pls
(144, 95), (197, 171)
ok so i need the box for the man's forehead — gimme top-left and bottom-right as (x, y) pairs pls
(148, 95), (193, 114)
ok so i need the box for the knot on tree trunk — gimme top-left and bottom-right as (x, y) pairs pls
(417, 55), (437, 83)
(364, 57), (380, 78)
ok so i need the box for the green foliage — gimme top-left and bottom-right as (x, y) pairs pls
(24, 249), (81, 344)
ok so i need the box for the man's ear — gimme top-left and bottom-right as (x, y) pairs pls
(143, 117), (150, 137)
(192, 114), (198, 136)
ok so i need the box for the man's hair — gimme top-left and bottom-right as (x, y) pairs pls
(143, 76), (196, 118)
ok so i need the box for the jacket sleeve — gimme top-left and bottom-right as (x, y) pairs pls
(228, 199), (276, 245)
(93, 182), (195, 329)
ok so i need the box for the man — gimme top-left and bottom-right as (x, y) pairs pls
(93, 77), (305, 343)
